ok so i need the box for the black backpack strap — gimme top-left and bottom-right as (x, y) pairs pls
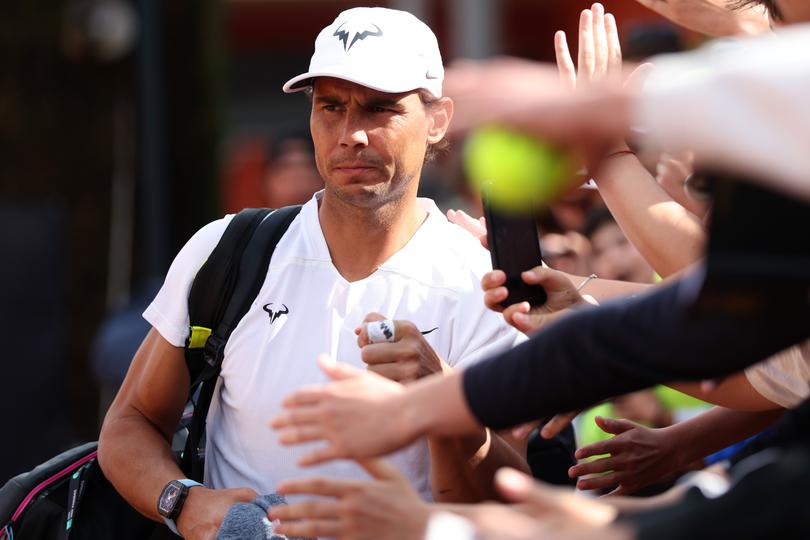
(185, 208), (272, 387)
(181, 205), (302, 480)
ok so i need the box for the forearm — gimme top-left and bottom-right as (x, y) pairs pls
(428, 430), (530, 502)
(595, 154), (706, 277)
(97, 413), (184, 521)
(668, 371), (782, 411)
(663, 407), (784, 469)
(564, 273), (652, 301)
(397, 370), (483, 441)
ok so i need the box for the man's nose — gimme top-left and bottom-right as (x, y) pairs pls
(338, 110), (369, 148)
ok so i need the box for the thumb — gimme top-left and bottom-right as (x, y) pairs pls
(595, 415), (635, 435)
(318, 354), (363, 381)
(362, 312), (387, 324)
(358, 458), (403, 482)
(355, 312), (387, 334)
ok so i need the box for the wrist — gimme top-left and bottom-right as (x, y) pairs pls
(174, 489), (199, 537)
(661, 423), (694, 471)
(157, 479), (204, 535)
(400, 392), (429, 442)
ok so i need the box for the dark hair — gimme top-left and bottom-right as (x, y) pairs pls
(584, 205), (617, 239)
(418, 90), (450, 163)
(267, 125), (314, 162)
(728, 0), (782, 21)
(622, 23), (683, 61)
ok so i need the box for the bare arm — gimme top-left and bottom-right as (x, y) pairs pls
(97, 328), (191, 520)
(669, 371), (782, 411)
(554, 7), (706, 278)
(595, 153), (706, 277)
(572, 407), (784, 494)
(98, 328), (256, 539)
(429, 428), (530, 503)
(632, 0), (771, 37)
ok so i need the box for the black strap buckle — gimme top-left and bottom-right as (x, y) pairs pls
(203, 334), (225, 369)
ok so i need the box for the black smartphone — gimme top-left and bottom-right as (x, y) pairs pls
(482, 193), (547, 309)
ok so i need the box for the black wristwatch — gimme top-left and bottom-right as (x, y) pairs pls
(157, 479), (203, 536)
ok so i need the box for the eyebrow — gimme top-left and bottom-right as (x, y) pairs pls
(313, 95), (347, 106)
(313, 94), (405, 109)
(363, 97), (404, 109)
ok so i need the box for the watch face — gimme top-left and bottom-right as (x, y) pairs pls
(158, 482), (184, 517)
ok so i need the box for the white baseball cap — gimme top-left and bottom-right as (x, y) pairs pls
(283, 7), (444, 98)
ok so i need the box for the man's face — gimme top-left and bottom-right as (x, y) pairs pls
(310, 77), (447, 209)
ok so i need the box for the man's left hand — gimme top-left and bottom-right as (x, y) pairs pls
(356, 312), (450, 382)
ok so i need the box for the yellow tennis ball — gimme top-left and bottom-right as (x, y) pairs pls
(464, 126), (574, 212)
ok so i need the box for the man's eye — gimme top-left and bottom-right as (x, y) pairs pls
(323, 105), (342, 112)
(371, 106), (392, 113)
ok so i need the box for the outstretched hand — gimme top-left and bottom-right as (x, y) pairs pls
(270, 459), (430, 540)
(569, 416), (681, 495)
(271, 355), (413, 466)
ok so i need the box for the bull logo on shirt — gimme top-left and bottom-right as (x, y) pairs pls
(263, 303), (289, 324)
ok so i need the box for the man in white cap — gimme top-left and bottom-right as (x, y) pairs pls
(98, 7), (528, 539)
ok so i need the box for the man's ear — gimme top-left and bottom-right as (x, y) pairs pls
(427, 97), (454, 144)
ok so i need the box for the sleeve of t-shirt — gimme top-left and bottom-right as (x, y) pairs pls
(142, 215), (233, 347)
(744, 341), (810, 409)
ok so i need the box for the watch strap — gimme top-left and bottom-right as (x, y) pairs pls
(162, 479), (204, 536)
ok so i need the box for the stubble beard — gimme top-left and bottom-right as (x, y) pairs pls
(327, 168), (417, 217)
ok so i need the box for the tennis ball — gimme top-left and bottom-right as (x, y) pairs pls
(464, 126), (574, 212)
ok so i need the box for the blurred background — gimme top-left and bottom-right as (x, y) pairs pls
(0, 0), (701, 483)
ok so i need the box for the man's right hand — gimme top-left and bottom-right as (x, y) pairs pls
(177, 486), (259, 540)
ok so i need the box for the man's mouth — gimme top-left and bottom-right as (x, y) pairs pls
(333, 163), (379, 176)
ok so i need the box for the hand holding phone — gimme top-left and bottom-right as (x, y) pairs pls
(483, 191), (547, 309)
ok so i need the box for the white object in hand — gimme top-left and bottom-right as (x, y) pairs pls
(367, 320), (396, 343)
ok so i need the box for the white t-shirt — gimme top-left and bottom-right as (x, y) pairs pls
(143, 193), (523, 500)
(744, 340), (810, 409)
